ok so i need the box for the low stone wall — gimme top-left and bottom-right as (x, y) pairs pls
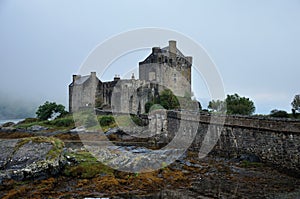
(166, 111), (300, 176)
(95, 110), (300, 175)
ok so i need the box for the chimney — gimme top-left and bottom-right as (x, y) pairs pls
(169, 40), (177, 55)
(72, 75), (77, 82)
(91, 72), (96, 77)
(114, 74), (120, 81)
(152, 47), (160, 54)
(72, 75), (81, 82)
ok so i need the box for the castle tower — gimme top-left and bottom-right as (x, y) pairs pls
(138, 40), (192, 97)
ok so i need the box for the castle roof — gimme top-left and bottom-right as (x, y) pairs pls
(161, 46), (185, 58)
(74, 75), (90, 85)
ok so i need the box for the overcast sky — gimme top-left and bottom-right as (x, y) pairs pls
(0, 0), (299, 114)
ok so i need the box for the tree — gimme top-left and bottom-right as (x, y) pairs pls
(36, 101), (68, 120)
(158, 89), (180, 110)
(225, 93), (255, 115)
(269, 109), (288, 118)
(145, 101), (154, 113)
(291, 94), (300, 112)
(208, 99), (226, 113)
(144, 89), (180, 113)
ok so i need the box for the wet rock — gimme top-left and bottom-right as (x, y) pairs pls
(237, 154), (261, 163)
(105, 127), (122, 136)
(27, 125), (48, 132)
(2, 122), (15, 127)
(0, 139), (19, 169)
(5, 141), (53, 170)
(70, 126), (86, 133)
(85, 145), (186, 172)
(0, 136), (66, 183)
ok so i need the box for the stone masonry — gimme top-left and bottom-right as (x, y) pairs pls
(164, 111), (300, 176)
(69, 40), (192, 113)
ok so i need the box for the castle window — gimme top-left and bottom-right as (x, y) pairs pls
(149, 72), (156, 81)
(173, 74), (176, 83)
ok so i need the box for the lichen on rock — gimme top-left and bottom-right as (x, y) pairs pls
(0, 136), (66, 184)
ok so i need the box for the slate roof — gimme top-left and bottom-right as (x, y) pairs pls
(161, 46), (185, 58)
(74, 75), (90, 85)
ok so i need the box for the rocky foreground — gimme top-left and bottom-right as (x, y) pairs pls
(0, 124), (300, 198)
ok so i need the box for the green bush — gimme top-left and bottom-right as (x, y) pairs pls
(99, 116), (115, 126)
(269, 109), (289, 118)
(130, 115), (144, 126)
(145, 101), (154, 113)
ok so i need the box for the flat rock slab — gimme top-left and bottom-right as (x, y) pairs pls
(0, 139), (19, 168)
(0, 137), (65, 183)
(5, 141), (53, 170)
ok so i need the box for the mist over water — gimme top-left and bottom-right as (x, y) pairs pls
(0, 93), (38, 120)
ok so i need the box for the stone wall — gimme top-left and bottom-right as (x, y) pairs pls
(165, 111), (300, 175)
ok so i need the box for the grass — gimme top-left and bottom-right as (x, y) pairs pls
(14, 114), (75, 131)
(83, 115), (144, 132)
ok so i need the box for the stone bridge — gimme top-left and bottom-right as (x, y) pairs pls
(145, 110), (300, 176)
(96, 109), (300, 175)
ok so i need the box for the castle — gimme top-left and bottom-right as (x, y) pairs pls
(69, 40), (192, 114)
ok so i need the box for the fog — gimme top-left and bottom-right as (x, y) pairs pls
(1, 0), (300, 119)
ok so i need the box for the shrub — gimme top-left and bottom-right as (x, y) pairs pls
(269, 109), (289, 118)
(145, 101), (154, 113)
(130, 115), (144, 126)
(99, 116), (115, 126)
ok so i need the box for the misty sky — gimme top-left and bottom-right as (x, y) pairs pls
(0, 0), (300, 114)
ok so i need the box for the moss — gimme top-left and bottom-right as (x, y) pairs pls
(63, 151), (114, 178)
(15, 136), (64, 160)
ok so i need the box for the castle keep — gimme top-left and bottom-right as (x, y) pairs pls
(69, 40), (192, 113)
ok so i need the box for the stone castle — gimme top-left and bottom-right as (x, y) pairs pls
(69, 40), (192, 114)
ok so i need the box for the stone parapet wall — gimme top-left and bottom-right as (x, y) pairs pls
(166, 111), (300, 176)
(167, 111), (300, 133)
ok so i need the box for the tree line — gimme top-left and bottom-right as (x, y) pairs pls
(208, 93), (300, 118)
(35, 93), (300, 121)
